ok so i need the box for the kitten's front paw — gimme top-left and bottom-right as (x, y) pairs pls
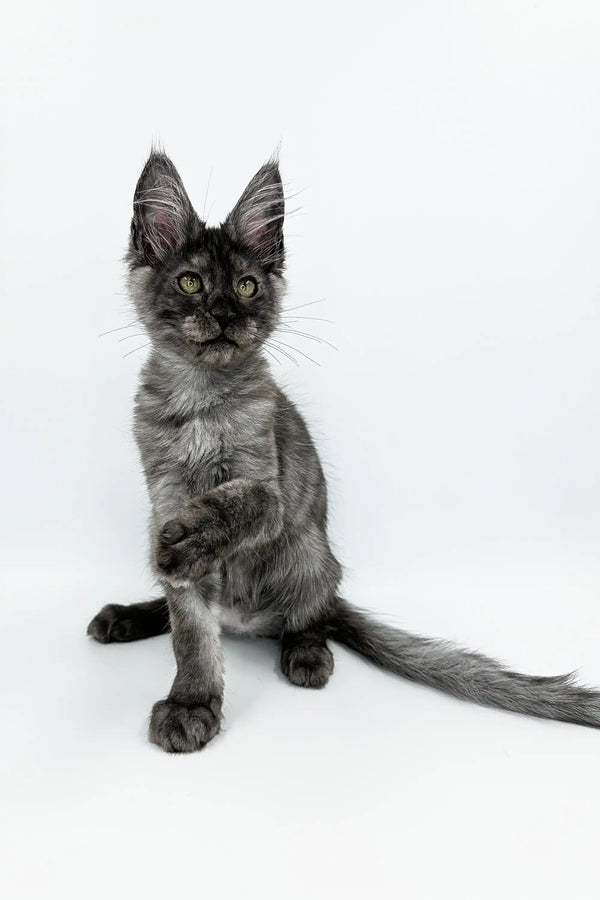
(155, 511), (219, 583)
(149, 697), (222, 753)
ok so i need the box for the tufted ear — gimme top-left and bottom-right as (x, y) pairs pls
(225, 159), (285, 271)
(131, 151), (198, 266)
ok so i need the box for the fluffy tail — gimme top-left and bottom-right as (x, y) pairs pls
(329, 599), (600, 727)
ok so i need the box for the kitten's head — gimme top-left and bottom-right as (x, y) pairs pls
(128, 150), (286, 367)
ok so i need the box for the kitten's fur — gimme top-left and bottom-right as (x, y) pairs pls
(88, 151), (600, 752)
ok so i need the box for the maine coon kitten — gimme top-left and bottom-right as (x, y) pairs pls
(88, 150), (600, 752)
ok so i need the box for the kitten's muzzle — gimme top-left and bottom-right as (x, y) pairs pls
(205, 304), (241, 347)
(207, 310), (239, 347)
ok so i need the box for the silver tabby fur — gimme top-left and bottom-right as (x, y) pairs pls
(88, 150), (600, 752)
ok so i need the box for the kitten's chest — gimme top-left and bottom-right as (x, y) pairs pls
(164, 399), (265, 485)
(136, 363), (275, 491)
(174, 417), (226, 470)
(166, 414), (236, 490)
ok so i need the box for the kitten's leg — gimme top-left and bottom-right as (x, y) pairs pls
(87, 598), (169, 643)
(149, 576), (224, 753)
(281, 623), (334, 689)
(155, 478), (283, 583)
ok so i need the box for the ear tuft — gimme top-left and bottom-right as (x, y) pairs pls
(131, 152), (198, 266)
(225, 160), (285, 271)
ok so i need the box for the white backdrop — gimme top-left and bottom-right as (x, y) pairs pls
(2, 1), (600, 898)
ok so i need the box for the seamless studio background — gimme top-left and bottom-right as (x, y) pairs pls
(2, 2), (600, 898)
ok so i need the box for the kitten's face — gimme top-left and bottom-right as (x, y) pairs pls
(128, 153), (285, 367)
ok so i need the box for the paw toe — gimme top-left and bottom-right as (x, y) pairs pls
(87, 605), (141, 643)
(156, 543), (177, 573)
(87, 605), (121, 642)
(160, 519), (188, 545)
(149, 698), (222, 753)
(282, 644), (334, 689)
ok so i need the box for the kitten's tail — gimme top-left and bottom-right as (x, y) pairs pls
(329, 599), (600, 727)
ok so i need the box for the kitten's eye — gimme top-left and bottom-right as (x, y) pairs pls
(178, 273), (203, 294)
(236, 276), (257, 299)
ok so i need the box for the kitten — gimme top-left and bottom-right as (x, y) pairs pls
(88, 150), (600, 752)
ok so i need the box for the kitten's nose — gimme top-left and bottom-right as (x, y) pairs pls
(210, 301), (237, 331)
(213, 312), (236, 330)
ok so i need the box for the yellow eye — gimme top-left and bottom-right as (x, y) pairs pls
(178, 273), (202, 294)
(236, 276), (257, 299)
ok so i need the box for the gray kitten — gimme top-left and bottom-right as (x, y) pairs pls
(88, 151), (600, 752)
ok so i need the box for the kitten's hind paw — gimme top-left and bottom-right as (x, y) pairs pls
(149, 697), (222, 753)
(281, 643), (334, 689)
(87, 604), (138, 643)
(87, 601), (169, 643)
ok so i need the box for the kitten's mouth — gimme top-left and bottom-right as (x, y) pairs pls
(201, 335), (238, 348)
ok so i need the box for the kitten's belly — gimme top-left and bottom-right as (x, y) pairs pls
(219, 556), (281, 637)
(219, 606), (275, 637)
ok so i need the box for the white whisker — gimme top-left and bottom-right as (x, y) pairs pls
(276, 327), (338, 351)
(269, 337), (321, 367)
(281, 315), (334, 324)
(261, 345), (281, 366)
(99, 321), (141, 337)
(123, 342), (152, 358)
(264, 340), (300, 367)
(284, 298), (327, 312)
(119, 332), (148, 342)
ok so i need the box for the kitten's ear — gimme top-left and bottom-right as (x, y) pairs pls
(131, 152), (198, 266)
(225, 159), (285, 271)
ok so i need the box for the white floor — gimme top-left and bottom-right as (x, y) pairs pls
(4, 543), (600, 900)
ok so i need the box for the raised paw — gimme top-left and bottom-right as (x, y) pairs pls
(155, 511), (219, 584)
(281, 643), (334, 689)
(149, 697), (222, 753)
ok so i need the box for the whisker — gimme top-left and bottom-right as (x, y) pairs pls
(123, 342), (152, 359)
(119, 332), (147, 342)
(281, 315), (335, 325)
(99, 321), (141, 337)
(264, 340), (300, 367)
(269, 337), (321, 367)
(261, 346), (281, 366)
(284, 298), (327, 312)
(276, 327), (338, 351)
